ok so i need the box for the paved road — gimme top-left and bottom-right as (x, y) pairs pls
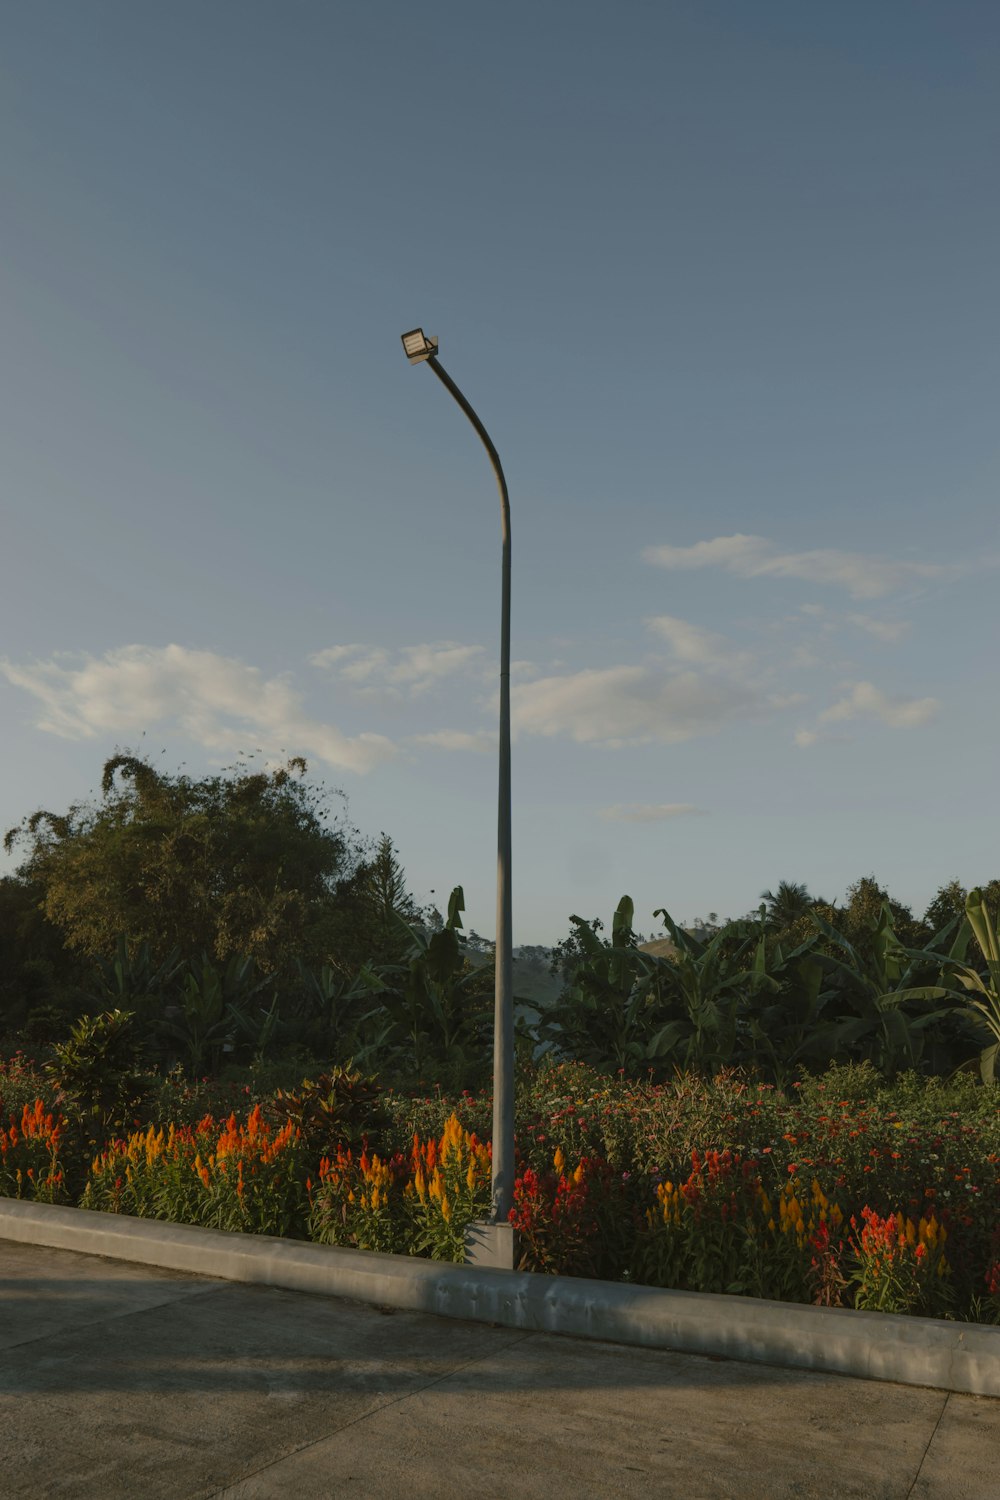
(1, 1238), (997, 1499)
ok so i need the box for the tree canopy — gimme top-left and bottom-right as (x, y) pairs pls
(759, 880), (821, 930)
(4, 754), (357, 972)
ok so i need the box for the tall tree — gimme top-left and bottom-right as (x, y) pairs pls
(0, 875), (90, 1040)
(312, 832), (423, 973)
(4, 754), (357, 972)
(759, 881), (818, 930)
(922, 879), (968, 938)
(839, 875), (925, 952)
(923, 879), (1000, 968)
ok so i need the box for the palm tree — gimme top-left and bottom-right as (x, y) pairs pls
(759, 880), (818, 931)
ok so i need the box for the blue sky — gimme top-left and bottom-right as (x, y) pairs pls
(2, 3), (998, 945)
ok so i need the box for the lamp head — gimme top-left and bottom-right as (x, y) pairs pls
(401, 328), (438, 364)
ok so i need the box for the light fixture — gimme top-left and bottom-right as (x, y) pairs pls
(401, 328), (439, 364)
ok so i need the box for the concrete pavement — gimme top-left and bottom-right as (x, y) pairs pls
(1, 1238), (998, 1499)
(5, 1198), (997, 1396)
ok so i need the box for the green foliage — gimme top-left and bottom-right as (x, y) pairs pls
(759, 880), (822, 930)
(839, 875), (928, 954)
(731, 910), (835, 1083)
(44, 1009), (150, 1144)
(155, 954), (275, 1075)
(304, 833), (424, 979)
(537, 897), (680, 1076)
(653, 903), (790, 1074)
(540, 897), (808, 1080)
(923, 879), (969, 939)
(802, 903), (961, 1076)
(5, 1051), (1000, 1321)
(0, 876), (90, 1048)
(529, 884), (1000, 1087)
(942, 888), (1000, 1083)
(375, 886), (493, 1088)
(8, 810), (1000, 1098)
(84, 935), (186, 1021)
(287, 958), (391, 1064)
(4, 753), (354, 972)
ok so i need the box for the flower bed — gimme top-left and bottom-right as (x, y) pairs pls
(2, 1057), (998, 1323)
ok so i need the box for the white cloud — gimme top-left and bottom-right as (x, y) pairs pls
(818, 680), (939, 729)
(645, 614), (752, 671)
(642, 534), (960, 600)
(511, 665), (773, 746)
(599, 803), (707, 823)
(310, 640), (484, 695)
(1, 644), (396, 775)
(309, 645), (367, 668)
(391, 642), (484, 687)
(411, 729), (494, 753)
(846, 614), (911, 644)
(795, 679), (939, 746)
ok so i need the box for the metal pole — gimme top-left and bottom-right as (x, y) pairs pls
(424, 354), (514, 1226)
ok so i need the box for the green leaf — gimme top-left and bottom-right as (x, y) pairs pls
(967, 888), (1000, 966)
(612, 895), (634, 948)
(446, 886), (465, 931)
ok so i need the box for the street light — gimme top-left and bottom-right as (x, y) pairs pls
(400, 329), (515, 1271)
(401, 328), (438, 364)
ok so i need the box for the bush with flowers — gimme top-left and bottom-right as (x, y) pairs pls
(2, 1052), (999, 1323)
(848, 1204), (951, 1316)
(0, 1098), (72, 1204)
(509, 1148), (641, 1279)
(307, 1112), (493, 1260)
(81, 1104), (309, 1238)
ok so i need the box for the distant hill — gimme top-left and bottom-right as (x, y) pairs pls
(512, 946), (562, 1014)
(637, 936), (681, 961)
(467, 933), (703, 1020)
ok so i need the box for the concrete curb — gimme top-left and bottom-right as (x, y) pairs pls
(2, 1197), (998, 1397)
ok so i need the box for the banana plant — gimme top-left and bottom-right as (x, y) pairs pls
(156, 954), (273, 1074)
(802, 904), (958, 1076)
(538, 896), (679, 1076)
(84, 935), (186, 1023)
(652, 904), (786, 1075)
(380, 886), (492, 1078)
(942, 888), (1000, 1083)
(292, 958), (391, 1062)
(736, 906), (836, 1083)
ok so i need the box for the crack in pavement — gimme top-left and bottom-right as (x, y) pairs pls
(904, 1391), (951, 1499)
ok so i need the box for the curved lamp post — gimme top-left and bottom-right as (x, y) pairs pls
(400, 329), (515, 1268)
